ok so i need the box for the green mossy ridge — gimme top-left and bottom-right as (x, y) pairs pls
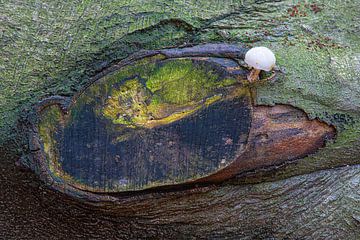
(256, 45), (359, 120)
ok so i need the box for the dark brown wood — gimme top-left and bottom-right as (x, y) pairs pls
(1, 145), (359, 239)
(196, 104), (336, 183)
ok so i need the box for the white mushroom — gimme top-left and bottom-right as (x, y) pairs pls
(244, 47), (276, 82)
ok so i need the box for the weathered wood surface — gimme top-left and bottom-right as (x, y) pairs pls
(1, 0), (359, 239)
(1, 146), (359, 239)
(196, 104), (335, 183)
(29, 49), (254, 195)
(24, 45), (335, 200)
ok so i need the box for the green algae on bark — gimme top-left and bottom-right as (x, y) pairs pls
(193, 0), (360, 181)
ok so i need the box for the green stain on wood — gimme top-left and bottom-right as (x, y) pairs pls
(103, 78), (153, 127)
(38, 106), (62, 163)
(147, 60), (222, 104)
(34, 56), (252, 191)
(38, 105), (98, 189)
(38, 105), (69, 182)
(99, 58), (240, 130)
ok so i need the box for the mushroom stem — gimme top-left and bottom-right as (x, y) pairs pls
(248, 68), (261, 82)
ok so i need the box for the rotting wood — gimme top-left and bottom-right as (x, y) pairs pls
(22, 44), (335, 202)
(196, 104), (336, 183)
(1, 1), (360, 238)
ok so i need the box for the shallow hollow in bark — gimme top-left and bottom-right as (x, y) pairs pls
(25, 44), (336, 201)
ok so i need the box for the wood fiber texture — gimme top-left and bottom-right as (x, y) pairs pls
(1, 146), (359, 239)
(26, 45), (334, 199)
(0, 0), (359, 239)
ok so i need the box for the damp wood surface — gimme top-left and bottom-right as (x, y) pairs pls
(37, 55), (253, 192)
(30, 48), (335, 196)
(0, 0), (360, 239)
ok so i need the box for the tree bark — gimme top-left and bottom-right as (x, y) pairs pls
(0, 0), (359, 239)
(1, 145), (359, 239)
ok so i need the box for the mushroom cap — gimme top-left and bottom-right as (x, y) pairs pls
(244, 47), (276, 71)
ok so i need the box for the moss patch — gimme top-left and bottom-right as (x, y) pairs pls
(99, 58), (240, 130)
(207, 0), (360, 179)
(103, 78), (153, 126)
(146, 60), (236, 104)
